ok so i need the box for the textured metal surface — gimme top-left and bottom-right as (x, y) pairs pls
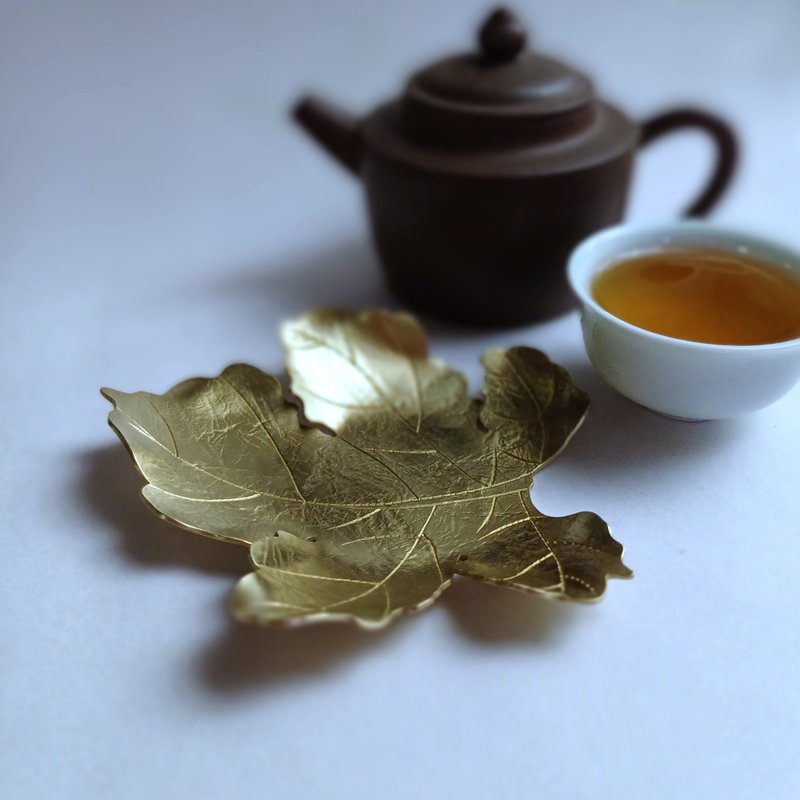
(103, 309), (630, 629)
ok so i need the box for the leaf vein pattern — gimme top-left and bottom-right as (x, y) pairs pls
(142, 395), (179, 457)
(220, 375), (306, 501)
(120, 412), (267, 498)
(565, 574), (597, 595)
(371, 318), (424, 433)
(150, 487), (263, 504)
(328, 508), (382, 530)
(294, 330), (486, 486)
(290, 383), (384, 411)
(264, 565), (374, 586)
(505, 552), (555, 581)
(519, 491), (566, 593)
(476, 496), (497, 534)
(318, 505), (438, 612)
(337, 434), (420, 499)
(122, 409), (531, 510)
(505, 357), (547, 463)
(420, 522), (444, 582)
(475, 516), (528, 544)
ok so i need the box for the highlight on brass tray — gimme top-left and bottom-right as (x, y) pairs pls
(103, 309), (630, 630)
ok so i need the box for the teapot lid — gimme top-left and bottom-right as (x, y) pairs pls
(413, 9), (592, 114)
(400, 8), (596, 148)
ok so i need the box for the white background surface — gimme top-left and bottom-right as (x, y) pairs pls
(2, 1), (799, 798)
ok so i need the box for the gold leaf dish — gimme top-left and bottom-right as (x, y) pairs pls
(103, 309), (630, 629)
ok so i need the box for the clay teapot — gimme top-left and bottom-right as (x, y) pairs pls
(294, 8), (738, 325)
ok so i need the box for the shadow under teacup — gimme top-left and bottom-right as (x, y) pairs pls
(567, 221), (800, 420)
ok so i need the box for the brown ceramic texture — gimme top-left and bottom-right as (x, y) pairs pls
(294, 8), (738, 326)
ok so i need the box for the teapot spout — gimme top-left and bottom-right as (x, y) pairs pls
(293, 95), (363, 176)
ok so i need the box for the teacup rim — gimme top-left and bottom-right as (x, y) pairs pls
(567, 220), (800, 353)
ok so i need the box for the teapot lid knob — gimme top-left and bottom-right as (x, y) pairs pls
(478, 7), (527, 63)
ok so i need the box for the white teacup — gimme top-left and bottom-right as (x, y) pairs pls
(567, 221), (800, 420)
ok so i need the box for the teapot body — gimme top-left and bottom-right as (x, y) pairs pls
(293, 9), (737, 327)
(361, 102), (636, 325)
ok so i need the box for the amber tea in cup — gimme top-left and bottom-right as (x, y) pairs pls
(568, 223), (800, 419)
(591, 248), (800, 345)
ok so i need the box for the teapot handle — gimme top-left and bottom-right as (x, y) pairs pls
(638, 108), (738, 217)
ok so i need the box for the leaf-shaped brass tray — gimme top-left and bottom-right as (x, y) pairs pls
(103, 309), (630, 629)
